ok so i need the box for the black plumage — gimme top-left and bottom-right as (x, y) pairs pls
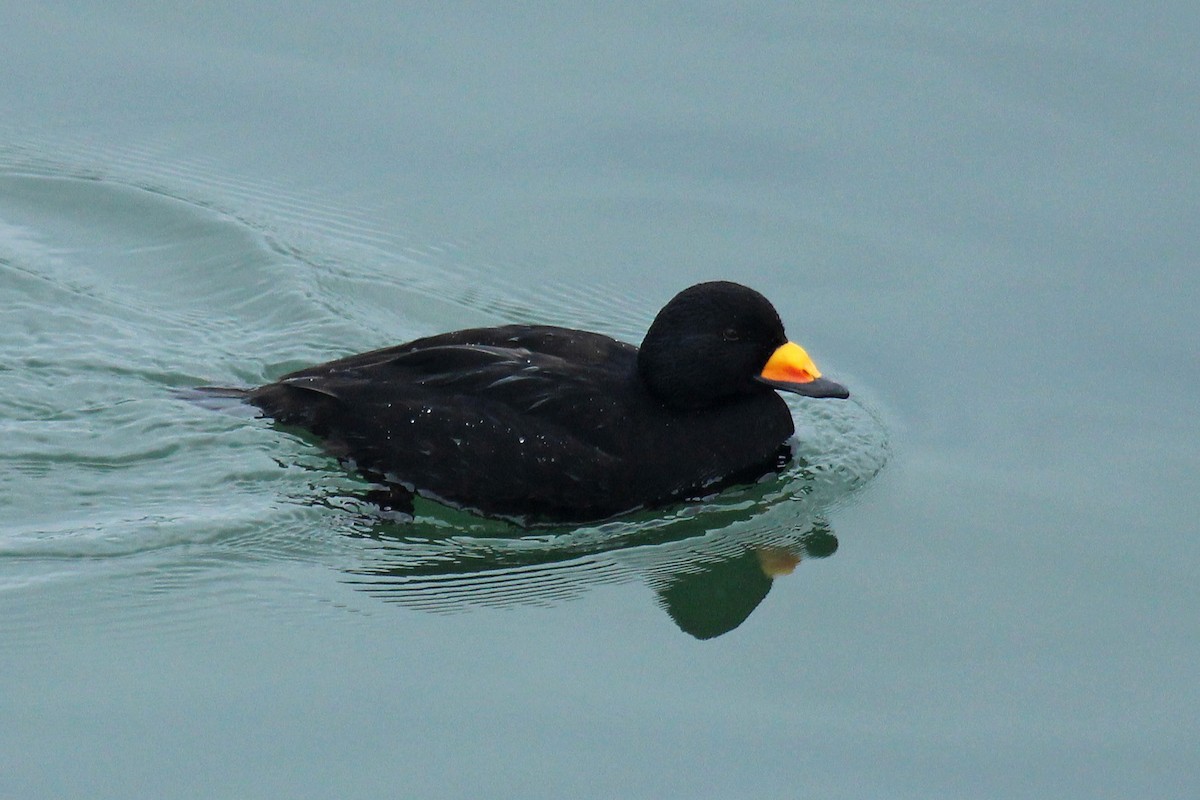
(245, 281), (848, 522)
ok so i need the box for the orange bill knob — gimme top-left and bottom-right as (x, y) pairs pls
(756, 341), (849, 399)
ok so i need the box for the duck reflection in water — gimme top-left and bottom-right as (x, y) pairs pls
(654, 532), (838, 639)
(344, 502), (839, 639)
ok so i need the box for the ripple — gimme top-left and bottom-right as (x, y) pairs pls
(1, 135), (659, 340)
(0, 135), (890, 639)
(344, 496), (847, 637)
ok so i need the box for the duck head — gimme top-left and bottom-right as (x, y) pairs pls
(638, 281), (849, 409)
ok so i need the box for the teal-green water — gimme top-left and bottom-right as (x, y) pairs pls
(3, 5), (1198, 799)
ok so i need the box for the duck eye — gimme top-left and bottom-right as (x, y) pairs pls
(722, 328), (741, 342)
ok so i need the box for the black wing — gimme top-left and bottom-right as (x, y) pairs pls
(248, 325), (646, 518)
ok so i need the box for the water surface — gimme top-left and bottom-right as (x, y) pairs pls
(2, 4), (1198, 799)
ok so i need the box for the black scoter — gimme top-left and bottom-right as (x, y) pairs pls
(243, 281), (849, 522)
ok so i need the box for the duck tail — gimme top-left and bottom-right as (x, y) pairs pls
(175, 385), (255, 410)
(189, 385), (251, 399)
